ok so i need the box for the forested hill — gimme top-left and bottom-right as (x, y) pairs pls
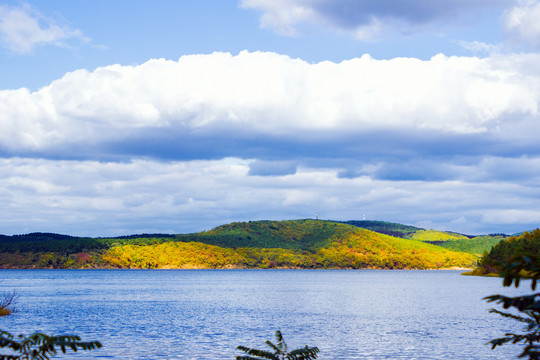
(341, 220), (507, 255)
(340, 220), (422, 238)
(185, 219), (353, 250)
(0, 220), (479, 270)
(469, 229), (540, 276)
(0, 232), (81, 242)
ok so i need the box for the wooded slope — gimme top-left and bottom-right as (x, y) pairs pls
(0, 220), (476, 269)
(471, 229), (540, 275)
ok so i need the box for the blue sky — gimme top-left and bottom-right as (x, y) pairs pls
(1, 0), (540, 236)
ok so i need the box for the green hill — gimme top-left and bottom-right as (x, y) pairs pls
(0, 219), (477, 270)
(339, 220), (421, 238)
(101, 220), (475, 269)
(177, 219), (348, 250)
(410, 229), (470, 242)
(341, 220), (504, 255)
(469, 229), (540, 275)
(340, 220), (472, 242)
(427, 235), (507, 255)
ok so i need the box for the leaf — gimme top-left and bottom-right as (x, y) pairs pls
(485, 246), (540, 359)
(237, 331), (319, 360)
(0, 330), (101, 359)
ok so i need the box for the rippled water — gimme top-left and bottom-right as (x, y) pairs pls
(0, 270), (528, 359)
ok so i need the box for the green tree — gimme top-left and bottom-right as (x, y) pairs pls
(236, 330), (319, 360)
(0, 330), (102, 360)
(485, 253), (540, 359)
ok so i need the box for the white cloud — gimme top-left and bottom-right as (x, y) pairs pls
(0, 50), (538, 237)
(0, 157), (251, 235)
(502, 0), (540, 47)
(240, 0), (318, 36)
(0, 51), (539, 152)
(482, 209), (540, 225)
(240, 0), (513, 39)
(457, 40), (500, 54)
(0, 156), (538, 236)
(0, 3), (86, 54)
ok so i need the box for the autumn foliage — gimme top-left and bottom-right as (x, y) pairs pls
(101, 221), (475, 269)
(0, 220), (478, 269)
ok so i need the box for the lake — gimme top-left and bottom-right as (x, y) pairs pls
(0, 269), (529, 359)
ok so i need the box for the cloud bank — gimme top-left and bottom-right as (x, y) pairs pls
(1, 50), (539, 235)
(1, 51), (539, 153)
(240, 0), (514, 39)
(1, 157), (538, 236)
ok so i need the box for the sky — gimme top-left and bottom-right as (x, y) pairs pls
(1, 0), (540, 236)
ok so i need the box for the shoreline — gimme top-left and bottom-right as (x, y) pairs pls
(0, 266), (475, 271)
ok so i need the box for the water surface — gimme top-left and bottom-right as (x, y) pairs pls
(0, 270), (528, 359)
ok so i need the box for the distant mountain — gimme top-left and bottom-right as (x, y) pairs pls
(0, 232), (81, 242)
(339, 220), (421, 238)
(103, 220), (476, 269)
(340, 220), (506, 255)
(425, 235), (508, 255)
(0, 219), (477, 270)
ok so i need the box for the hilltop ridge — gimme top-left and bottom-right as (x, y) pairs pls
(0, 219), (500, 269)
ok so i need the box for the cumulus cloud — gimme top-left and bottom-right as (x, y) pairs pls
(1, 51), (539, 155)
(0, 157), (538, 236)
(240, 0), (513, 39)
(0, 3), (86, 54)
(1, 51), (539, 235)
(503, 0), (540, 47)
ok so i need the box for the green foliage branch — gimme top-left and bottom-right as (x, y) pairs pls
(237, 330), (319, 360)
(485, 252), (540, 359)
(0, 330), (102, 360)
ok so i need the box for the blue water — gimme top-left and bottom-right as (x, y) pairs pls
(0, 270), (529, 359)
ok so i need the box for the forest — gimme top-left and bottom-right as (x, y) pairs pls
(0, 219), (511, 270)
(469, 229), (540, 276)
